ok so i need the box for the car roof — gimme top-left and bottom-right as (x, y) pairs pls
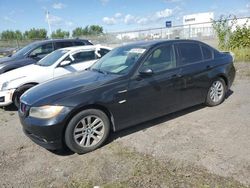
(122, 39), (205, 49)
(30, 38), (91, 45)
(58, 45), (111, 52)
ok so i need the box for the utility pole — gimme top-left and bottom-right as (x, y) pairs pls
(46, 10), (52, 38)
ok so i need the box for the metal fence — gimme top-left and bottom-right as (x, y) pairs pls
(0, 16), (249, 54)
(105, 22), (217, 47)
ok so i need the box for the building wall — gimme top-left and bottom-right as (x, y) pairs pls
(229, 18), (250, 31)
(183, 12), (214, 38)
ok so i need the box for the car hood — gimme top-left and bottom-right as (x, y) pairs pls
(21, 70), (121, 106)
(0, 64), (46, 84)
(0, 56), (18, 65)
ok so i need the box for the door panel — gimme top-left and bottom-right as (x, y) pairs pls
(121, 68), (182, 128)
(176, 42), (213, 108)
(70, 60), (97, 72)
(113, 44), (183, 130)
(179, 61), (212, 108)
(53, 60), (96, 78)
(53, 50), (98, 78)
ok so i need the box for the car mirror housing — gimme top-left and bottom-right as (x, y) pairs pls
(139, 68), (154, 76)
(60, 60), (71, 67)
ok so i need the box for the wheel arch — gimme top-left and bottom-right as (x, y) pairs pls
(61, 104), (116, 149)
(12, 82), (39, 100)
(63, 104), (116, 134)
(217, 74), (228, 88)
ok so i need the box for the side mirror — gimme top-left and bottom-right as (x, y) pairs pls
(60, 60), (71, 67)
(139, 68), (154, 77)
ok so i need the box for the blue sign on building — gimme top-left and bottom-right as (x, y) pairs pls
(165, 21), (172, 28)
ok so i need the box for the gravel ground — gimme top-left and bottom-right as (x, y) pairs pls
(0, 62), (250, 188)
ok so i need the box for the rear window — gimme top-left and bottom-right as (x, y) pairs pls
(73, 51), (96, 63)
(74, 40), (93, 45)
(73, 41), (86, 46)
(201, 45), (213, 60)
(55, 41), (73, 49)
(178, 43), (202, 65)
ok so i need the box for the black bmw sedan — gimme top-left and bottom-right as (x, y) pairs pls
(19, 40), (235, 154)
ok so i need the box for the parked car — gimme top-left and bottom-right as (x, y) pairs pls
(0, 45), (111, 107)
(19, 40), (236, 154)
(0, 47), (19, 57)
(0, 39), (93, 74)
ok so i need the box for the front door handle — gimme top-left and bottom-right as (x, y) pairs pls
(118, 90), (127, 94)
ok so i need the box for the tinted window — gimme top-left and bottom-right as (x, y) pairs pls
(98, 48), (110, 58)
(73, 41), (86, 46)
(201, 45), (213, 60)
(178, 43), (202, 65)
(70, 51), (96, 64)
(30, 43), (53, 56)
(55, 41), (73, 49)
(142, 45), (176, 73)
(12, 43), (38, 57)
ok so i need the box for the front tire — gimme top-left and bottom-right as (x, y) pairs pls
(65, 109), (110, 154)
(206, 78), (226, 106)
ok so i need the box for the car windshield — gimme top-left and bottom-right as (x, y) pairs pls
(11, 43), (38, 58)
(36, 49), (69, 67)
(91, 45), (147, 74)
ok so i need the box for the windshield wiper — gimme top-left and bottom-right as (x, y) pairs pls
(91, 68), (107, 74)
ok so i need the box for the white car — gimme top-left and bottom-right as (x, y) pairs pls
(0, 45), (111, 107)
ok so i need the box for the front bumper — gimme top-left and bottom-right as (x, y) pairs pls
(0, 89), (15, 106)
(23, 128), (63, 150)
(19, 107), (72, 150)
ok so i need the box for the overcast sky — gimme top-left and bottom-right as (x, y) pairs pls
(0, 0), (249, 33)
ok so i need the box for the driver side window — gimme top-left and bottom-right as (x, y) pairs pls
(30, 43), (53, 56)
(142, 45), (176, 73)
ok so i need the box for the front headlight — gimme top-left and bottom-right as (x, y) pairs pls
(29, 105), (64, 119)
(1, 81), (9, 91)
(1, 76), (26, 91)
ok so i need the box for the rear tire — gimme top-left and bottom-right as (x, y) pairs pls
(13, 84), (35, 108)
(206, 78), (226, 106)
(65, 109), (110, 154)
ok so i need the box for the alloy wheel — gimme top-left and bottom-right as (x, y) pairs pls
(209, 80), (224, 103)
(73, 115), (105, 147)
